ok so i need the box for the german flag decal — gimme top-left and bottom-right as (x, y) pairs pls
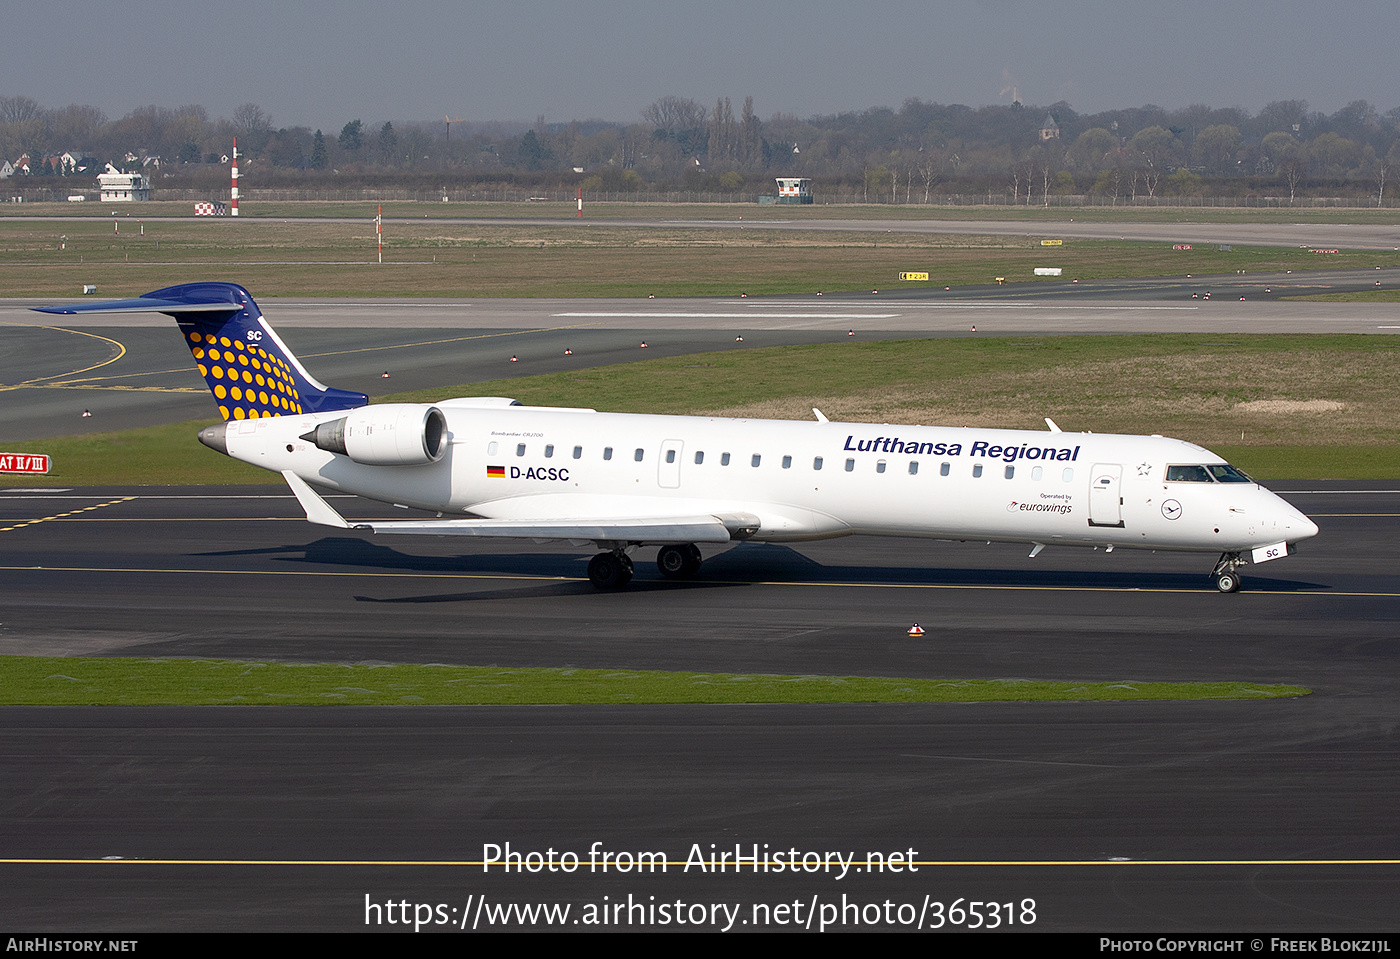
(487, 465), (506, 478)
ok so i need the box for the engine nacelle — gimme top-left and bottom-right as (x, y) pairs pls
(302, 404), (448, 466)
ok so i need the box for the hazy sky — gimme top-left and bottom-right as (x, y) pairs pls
(6, 1), (1398, 127)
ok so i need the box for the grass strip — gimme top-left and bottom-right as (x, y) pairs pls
(0, 656), (1309, 706)
(2, 215), (1398, 298)
(4, 334), (1399, 483)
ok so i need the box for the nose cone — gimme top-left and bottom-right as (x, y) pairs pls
(1294, 511), (1320, 542)
(1275, 495), (1318, 543)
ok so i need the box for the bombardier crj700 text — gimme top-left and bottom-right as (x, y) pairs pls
(38, 282), (1318, 592)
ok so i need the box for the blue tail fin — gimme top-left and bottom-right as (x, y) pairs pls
(35, 282), (368, 420)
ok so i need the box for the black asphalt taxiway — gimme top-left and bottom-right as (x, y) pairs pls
(0, 483), (1397, 931)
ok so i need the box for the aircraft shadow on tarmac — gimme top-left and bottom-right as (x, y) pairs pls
(196, 536), (1329, 597)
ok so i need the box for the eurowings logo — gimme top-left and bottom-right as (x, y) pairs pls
(1008, 500), (1073, 515)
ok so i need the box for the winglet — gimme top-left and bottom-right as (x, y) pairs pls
(281, 470), (350, 528)
(1045, 417), (1062, 433)
(813, 408), (829, 423)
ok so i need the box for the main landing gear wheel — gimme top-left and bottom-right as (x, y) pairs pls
(656, 543), (703, 580)
(587, 551), (634, 590)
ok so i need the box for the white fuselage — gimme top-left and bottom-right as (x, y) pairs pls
(220, 404), (1318, 555)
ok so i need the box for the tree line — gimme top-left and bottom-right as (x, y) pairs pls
(4, 93), (1400, 202)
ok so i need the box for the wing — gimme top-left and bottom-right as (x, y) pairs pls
(281, 471), (748, 545)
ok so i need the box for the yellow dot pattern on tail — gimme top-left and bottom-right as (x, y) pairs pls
(184, 330), (304, 421)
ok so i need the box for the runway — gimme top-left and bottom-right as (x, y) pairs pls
(3, 267), (1399, 442)
(0, 483), (1398, 930)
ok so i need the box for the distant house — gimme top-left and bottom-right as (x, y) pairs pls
(1039, 115), (1061, 141)
(57, 152), (96, 174)
(97, 163), (151, 201)
(0, 160), (13, 179)
(43, 154), (78, 175)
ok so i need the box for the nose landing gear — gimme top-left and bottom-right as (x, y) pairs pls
(1211, 552), (1245, 593)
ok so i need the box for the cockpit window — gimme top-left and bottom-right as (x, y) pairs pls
(1165, 464), (1213, 482)
(1208, 464), (1253, 483)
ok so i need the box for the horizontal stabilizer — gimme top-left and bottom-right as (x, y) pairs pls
(34, 297), (243, 317)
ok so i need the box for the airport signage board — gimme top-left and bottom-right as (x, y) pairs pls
(0, 453), (51, 474)
(898, 272), (929, 281)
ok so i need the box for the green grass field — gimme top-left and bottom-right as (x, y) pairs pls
(2, 213), (1399, 298)
(0, 656), (1309, 706)
(8, 333), (1394, 484)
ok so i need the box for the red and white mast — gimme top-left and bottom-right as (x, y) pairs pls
(230, 137), (240, 216)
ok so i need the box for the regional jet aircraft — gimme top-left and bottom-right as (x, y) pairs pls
(37, 282), (1318, 592)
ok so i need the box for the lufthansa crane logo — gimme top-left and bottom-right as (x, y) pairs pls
(1161, 499), (1183, 520)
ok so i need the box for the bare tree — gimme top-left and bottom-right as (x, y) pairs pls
(739, 96), (760, 168)
(1130, 126), (1177, 198)
(709, 97), (735, 163)
(1376, 143), (1400, 207)
(0, 95), (42, 124)
(642, 96), (706, 136)
(231, 103), (272, 135)
(919, 156), (942, 203)
(1263, 132), (1307, 203)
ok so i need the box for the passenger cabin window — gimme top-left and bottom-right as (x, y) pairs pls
(813, 456), (823, 471)
(573, 446), (582, 459)
(876, 460), (886, 473)
(1032, 466), (1043, 481)
(665, 450), (676, 464)
(940, 462), (950, 476)
(782, 455), (792, 469)
(516, 443), (526, 457)
(694, 451), (704, 465)
(544, 444), (554, 458)
(1062, 468), (1074, 482)
(721, 453), (731, 466)
(634, 448), (644, 462)
(908, 461), (919, 475)
(603, 447), (613, 461)
(972, 464), (984, 478)
(1166, 465), (1213, 483)
(845, 458), (855, 472)
(488, 441), (498, 456)
(751, 454), (761, 467)
(1004, 465), (1015, 479)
